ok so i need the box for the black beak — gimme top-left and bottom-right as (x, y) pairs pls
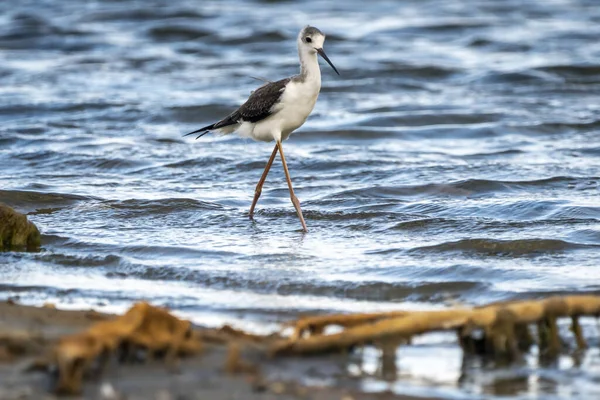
(316, 48), (340, 76)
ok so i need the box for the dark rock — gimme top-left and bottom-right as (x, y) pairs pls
(0, 203), (41, 251)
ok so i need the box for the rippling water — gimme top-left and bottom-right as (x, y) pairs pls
(1, 0), (600, 398)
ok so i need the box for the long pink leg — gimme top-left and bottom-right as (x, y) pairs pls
(249, 144), (279, 218)
(276, 141), (308, 232)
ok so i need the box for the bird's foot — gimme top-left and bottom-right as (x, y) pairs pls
(290, 195), (308, 232)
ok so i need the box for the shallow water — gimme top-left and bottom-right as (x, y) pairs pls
(1, 0), (600, 398)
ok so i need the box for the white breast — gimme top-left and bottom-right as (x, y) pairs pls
(248, 78), (321, 142)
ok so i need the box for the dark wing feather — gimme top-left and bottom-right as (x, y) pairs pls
(234, 77), (290, 123)
(184, 78), (290, 139)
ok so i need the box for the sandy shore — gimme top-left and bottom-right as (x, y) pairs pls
(0, 301), (431, 400)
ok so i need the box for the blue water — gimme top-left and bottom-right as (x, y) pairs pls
(1, 0), (600, 398)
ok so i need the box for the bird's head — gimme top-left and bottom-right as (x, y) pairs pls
(297, 26), (339, 75)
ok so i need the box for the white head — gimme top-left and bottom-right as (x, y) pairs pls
(297, 26), (339, 75)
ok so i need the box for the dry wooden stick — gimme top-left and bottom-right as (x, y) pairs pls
(288, 311), (410, 340)
(271, 295), (600, 356)
(272, 308), (474, 355)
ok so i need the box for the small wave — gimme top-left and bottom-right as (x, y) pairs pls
(105, 265), (486, 302)
(0, 283), (61, 294)
(83, 9), (204, 22)
(447, 200), (565, 221)
(89, 158), (148, 170)
(392, 125), (501, 140)
(121, 245), (237, 259)
(377, 62), (460, 79)
(39, 234), (72, 246)
(501, 289), (600, 300)
(567, 229), (600, 245)
(104, 198), (225, 213)
(11, 151), (148, 171)
(536, 64), (600, 83)
(387, 217), (478, 232)
(328, 183), (474, 200)
(168, 104), (234, 124)
(352, 263), (528, 283)
(0, 13), (95, 51)
(461, 149), (525, 158)
(467, 37), (531, 52)
(357, 111), (503, 128)
(274, 280), (486, 302)
(577, 146), (600, 157)
(12, 150), (58, 162)
(471, 70), (560, 85)
(548, 205), (600, 220)
(524, 119), (600, 135)
(411, 238), (596, 256)
(301, 210), (390, 221)
(146, 24), (211, 42)
(299, 128), (396, 141)
(215, 30), (288, 45)
(35, 253), (122, 268)
(0, 137), (18, 146)
(385, 215), (595, 236)
(0, 190), (95, 213)
(164, 157), (230, 168)
(0, 102), (120, 118)
(326, 177), (564, 200)
(0, 12), (86, 40)
(446, 177), (597, 195)
(410, 20), (490, 33)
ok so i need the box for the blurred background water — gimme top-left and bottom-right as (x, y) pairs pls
(1, 0), (599, 398)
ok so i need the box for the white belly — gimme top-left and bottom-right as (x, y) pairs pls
(246, 79), (320, 142)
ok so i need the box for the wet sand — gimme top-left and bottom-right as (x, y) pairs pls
(0, 301), (430, 400)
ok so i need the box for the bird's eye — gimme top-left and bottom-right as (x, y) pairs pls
(305, 37), (312, 43)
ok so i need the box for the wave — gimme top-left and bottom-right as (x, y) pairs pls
(214, 30), (288, 45)
(567, 229), (600, 245)
(535, 64), (600, 83)
(104, 198), (225, 213)
(467, 37), (531, 52)
(373, 62), (460, 79)
(146, 24), (211, 42)
(167, 104), (236, 124)
(104, 265), (487, 302)
(82, 7), (205, 23)
(0, 12), (97, 51)
(298, 128), (396, 141)
(8, 149), (148, 171)
(324, 177), (597, 200)
(35, 252), (123, 268)
(120, 245), (238, 259)
(0, 190), (95, 213)
(522, 119), (600, 135)
(470, 70), (560, 85)
(355, 111), (503, 128)
(410, 238), (596, 256)
(163, 157), (230, 168)
(461, 149), (525, 158)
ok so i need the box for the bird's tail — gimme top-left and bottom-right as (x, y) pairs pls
(183, 123), (216, 140)
(184, 114), (240, 139)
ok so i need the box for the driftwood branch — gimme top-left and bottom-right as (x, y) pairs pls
(287, 311), (411, 340)
(271, 295), (600, 357)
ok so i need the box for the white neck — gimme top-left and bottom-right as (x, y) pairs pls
(298, 49), (321, 84)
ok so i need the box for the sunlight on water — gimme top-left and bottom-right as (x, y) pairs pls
(1, 0), (600, 397)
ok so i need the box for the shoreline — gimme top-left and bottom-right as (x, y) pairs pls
(0, 301), (431, 400)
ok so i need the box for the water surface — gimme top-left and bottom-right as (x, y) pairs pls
(1, 0), (600, 398)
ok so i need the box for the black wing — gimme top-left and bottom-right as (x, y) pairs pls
(234, 77), (290, 123)
(184, 78), (290, 139)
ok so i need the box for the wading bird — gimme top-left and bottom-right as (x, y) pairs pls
(185, 26), (339, 232)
